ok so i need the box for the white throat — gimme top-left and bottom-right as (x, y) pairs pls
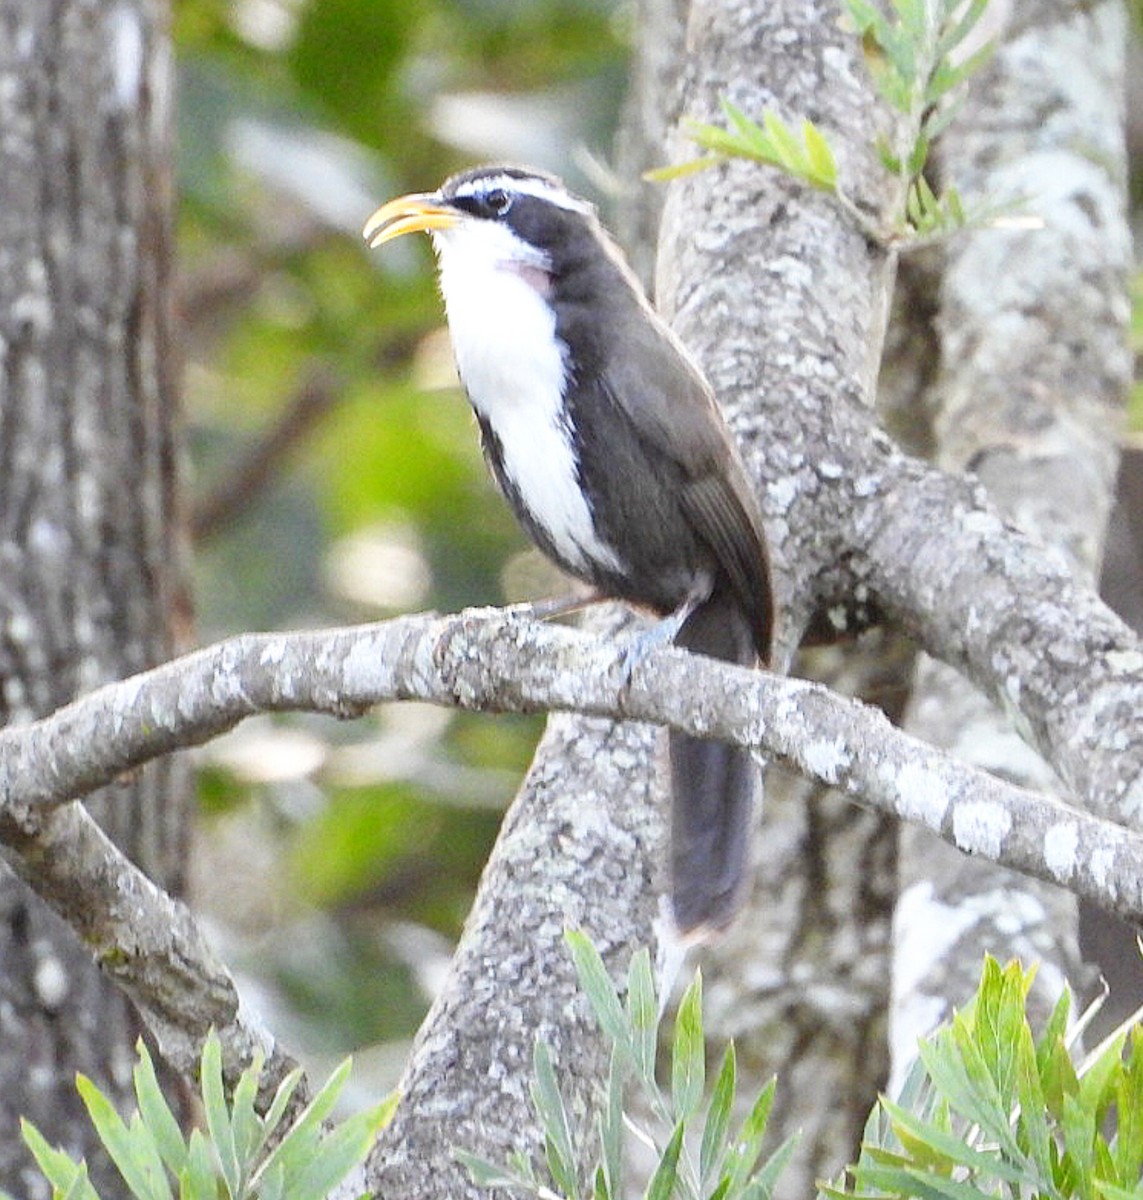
(432, 220), (620, 575)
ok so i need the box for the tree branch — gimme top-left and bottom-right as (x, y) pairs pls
(0, 797), (300, 1104)
(3, 606), (1143, 924)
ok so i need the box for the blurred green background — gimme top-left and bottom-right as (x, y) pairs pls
(179, 0), (631, 1091)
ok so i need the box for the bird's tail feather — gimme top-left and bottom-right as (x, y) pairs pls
(669, 584), (759, 935)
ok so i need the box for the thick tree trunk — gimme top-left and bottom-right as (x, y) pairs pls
(890, 0), (1128, 1079)
(0, 1), (188, 1193)
(644, 1), (903, 1191)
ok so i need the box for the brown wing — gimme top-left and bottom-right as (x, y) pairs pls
(679, 470), (772, 662)
(601, 303), (773, 662)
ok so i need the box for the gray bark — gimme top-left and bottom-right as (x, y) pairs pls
(0, 1), (190, 1192)
(372, 676), (664, 1196)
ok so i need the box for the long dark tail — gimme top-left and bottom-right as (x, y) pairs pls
(669, 583), (759, 935)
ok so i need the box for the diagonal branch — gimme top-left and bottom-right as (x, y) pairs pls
(0, 797), (301, 1104)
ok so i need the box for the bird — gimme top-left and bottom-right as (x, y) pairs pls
(363, 164), (773, 935)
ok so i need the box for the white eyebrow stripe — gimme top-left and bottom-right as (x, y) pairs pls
(451, 173), (593, 214)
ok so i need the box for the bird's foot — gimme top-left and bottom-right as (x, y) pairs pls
(617, 593), (703, 690)
(502, 590), (603, 623)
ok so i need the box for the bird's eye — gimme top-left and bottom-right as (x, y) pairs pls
(485, 188), (512, 217)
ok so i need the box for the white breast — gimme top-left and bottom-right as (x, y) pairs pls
(433, 222), (621, 575)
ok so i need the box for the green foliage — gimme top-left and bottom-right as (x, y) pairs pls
(18, 1031), (395, 1200)
(458, 946), (1143, 1200)
(648, 99), (836, 193)
(456, 929), (798, 1200)
(825, 956), (1143, 1200)
(842, 0), (995, 240)
(654, 0), (998, 246)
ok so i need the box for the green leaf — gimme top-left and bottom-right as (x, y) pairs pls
(671, 970), (705, 1121)
(258, 1056), (352, 1186)
(593, 1164), (610, 1200)
(739, 1132), (798, 1200)
(983, 959), (1028, 1108)
(1062, 1091), (1095, 1198)
(919, 1023), (1023, 1162)
(257, 1162), (285, 1200)
(200, 1032), (240, 1197)
(643, 1120), (684, 1200)
(509, 1148), (540, 1183)
(680, 117), (758, 161)
(455, 1148), (537, 1192)
(531, 1040), (580, 1200)
(1095, 1138), (1118, 1193)
(677, 99), (840, 195)
(905, 134), (930, 182)
(1098, 1183), (1143, 1200)
(914, 175), (940, 227)
(854, 1164), (998, 1200)
(801, 119), (838, 188)
(626, 948), (660, 1085)
(890, 0), (923, 41)
(1079, 1032), (1125, 1120)
(76, 1073), (172, 1200)
(945, 186), (966, 227)
(229, 1053), (266, 1173)
(371, 1088), (400, 1133)
(700, 1043), (736, 1186)
(881, 1098), (1027, 1185)
(877, 24), (917, 91)
(956, 1026), (1023, 1159)
(762, 110), (802, 172)
(1038, 986), (1072, 1071)
(289, 1100), (392, 1200)
(261, 1067), (305, 1144)
(875, 135), (903, 175)
(566, 930), (632, 1064)
(842, 0), (889, 39)
(727, 1077), (777, 1191)
(921, 93), (968, 143)
(20, 1121), (100, 1199)
(1042, 1032), (1080, 1121)
(643, 156), (726, 183)
(905, 179), (924, 227)
(915, 1037), (992, 1140)
(936, 0), (988, 59)
(816, 1184), (853, 1200)
(1014, 1022), (1053, 1186)
(599, 1048), (625, 1200)
(928, 39), (996, 106)
(132, 1040), (188, 1178)
(179, 1129), (217, 1200)
(721, 97), (764, 145)
(1114, 1028), (1143, 1185)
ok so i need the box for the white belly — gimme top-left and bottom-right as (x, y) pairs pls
(436, 236), (621, 574)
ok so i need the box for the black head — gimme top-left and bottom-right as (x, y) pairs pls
(364, 164), (622, 282)
(439, 165), (611, 277)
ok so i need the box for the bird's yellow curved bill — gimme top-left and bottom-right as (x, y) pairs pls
(362, 194), (459, 247)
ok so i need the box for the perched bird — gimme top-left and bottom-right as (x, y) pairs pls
(364, 165), (772, 934)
